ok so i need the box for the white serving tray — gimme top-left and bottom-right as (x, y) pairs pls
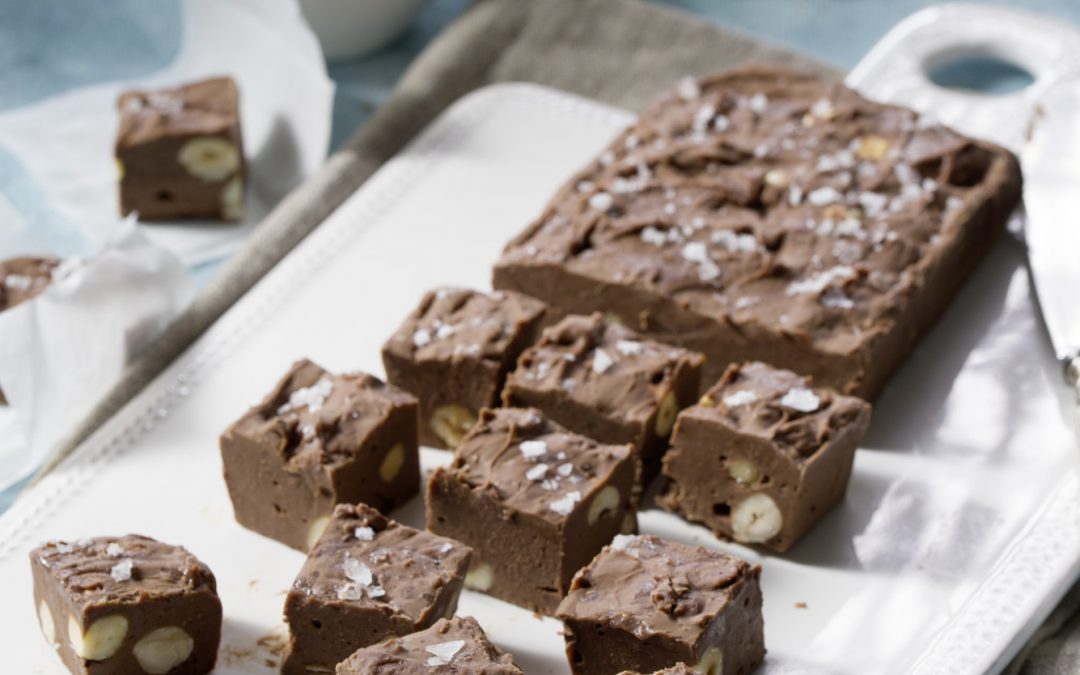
(5, 8), (1080, 673)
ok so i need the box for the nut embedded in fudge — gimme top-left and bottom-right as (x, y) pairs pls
(502, 313), (703, 480)
(335, 615), (524, 674)
(492, 67), (1022, 398)
(115, 77), (245, 221)
(281, 503), (472, 675)
(556, 534), (764, 675)
(660, 361), (871, 551)
(30, 535), (222, 675)
(1, 256), (61, 404)
(220, 358), (420, 551)
(617, 665), (698, 675)
(426, 407), (639, 615)
(382, 287), (548, 449)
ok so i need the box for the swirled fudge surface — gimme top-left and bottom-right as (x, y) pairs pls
(503, 313), (703, 479)
(30, 535), (221, 675)
(335, 616), (524, 674)
(556, 534), (764, 675)
(282, 503), (472, 675)
(661, 361), (871, 551)
(427, 407), (639, 614)
(494, 67), (1022, 397)
(382, 287), (548, 449)
(220, 358), (419, 551)
(116, 76), (245, 221)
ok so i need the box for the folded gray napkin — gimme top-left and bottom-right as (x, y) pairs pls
(33, 0), (1074, 671)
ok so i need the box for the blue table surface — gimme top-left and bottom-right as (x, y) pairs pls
(1, 0), (1076, 512)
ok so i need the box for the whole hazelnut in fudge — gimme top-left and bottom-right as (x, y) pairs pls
(281, 503), (472, 675)
(661, 361), (871, 551)
(557, 535), (764, 675)
(116, 77), (245, 221)
(30, 535), (221, 675)
(220, 358), (419, 551)
(493, 67), (1022, 398)
(335, 616), (524, 674)
(502, 313), (703, 481)
(426, 407), (639, 614)
(382, 287), (548, 449)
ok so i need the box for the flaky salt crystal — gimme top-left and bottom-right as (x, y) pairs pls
(110, 559), (133, 583)
(425, 640), (466, 667)
(278, 375), (334, 415)
(519, 440), (548, 459)
(592, 349), (614, 374)
(780, 387), (821, 413)
(723, 390), (758, 407)
(549, 491), (582, 516)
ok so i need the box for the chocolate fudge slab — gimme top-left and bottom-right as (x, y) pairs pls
(493, 67), (1022, 398)
(116, 77), (245, 221)
(382, 287), (548, 449)
(661, 362), (870, 552)
(30, 535), (221, 675)
(1, 256), (60, 404)
(282, 503), (472, 675)
(557, 535), (764, 675)
(220, 359), (420, 551)
(335, 616), (524, 674)
(427, 407), (639, 614)
(502, 313), (703, 480)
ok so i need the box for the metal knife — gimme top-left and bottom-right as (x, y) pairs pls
(1023, 73), (1080, 401)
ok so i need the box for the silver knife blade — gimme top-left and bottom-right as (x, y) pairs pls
(1023, 73), (1080, 397)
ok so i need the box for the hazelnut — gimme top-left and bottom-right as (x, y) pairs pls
(731, 493), (783, 544)
(378, 443), (405, 483)
(430, 405), (476, 449)
(133, 626), (194, 674)
(177, 137), (240, 181)
(306, 515), (330, 551)
(69, 614), (128, 661)
(38, 600), (56, 647)
(464, 562), (494, 592)
(221, 176), (245, 221)
(727, 458), (760, 485)
(587, 486), (620, 525)
(697, 647), (724, 675)
(856, 135), (890, 161)
(654, 390), (678, 437)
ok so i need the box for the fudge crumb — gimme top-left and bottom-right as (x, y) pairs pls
(676, 76), (700, 101)
(795, 601), (808, 609)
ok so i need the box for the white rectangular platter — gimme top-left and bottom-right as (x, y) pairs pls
(4, 75), (1080, 675)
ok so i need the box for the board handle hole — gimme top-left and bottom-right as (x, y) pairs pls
(926, 52), (1034, 96)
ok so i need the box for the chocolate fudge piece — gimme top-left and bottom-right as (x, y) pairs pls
(557, 535), (764, 675)
(503, 313), (703, 479)
(30, 535), (221, 675)
(1, 256), (60, 404)
(220, 359), (420, 551)
(618, 666), (697, 675)
(661, 361), (870, 551)
(116, 77), (245, 221)
(282, 503), (472, 675)
(382, 287), (548, 449)
(335, 616), (524, 674)
(427, 407), (639, 614)
(493, 67), (1022, 398)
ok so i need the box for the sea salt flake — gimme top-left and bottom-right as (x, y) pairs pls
(711, 230), (758, 253)
(807, 186), (843, 206)
(4, 274), (32, 291)
(519, 440), (548, 459)
(810, 98), (834, 119)
(786, 265), (854, 296)
(734, 296), (759, 309)
(821, 289), (855, 309)
(640, 226), (669, 246)
(278, 375), (334, 415)
(589, 191), (614, 211)
(788, 184), (804, 206)
(611, 534), (636, 551)
(615, 340), (642, 355)
(576, 180), (595, 193)
(693, 103), (716, 133)
(557, 463), (574, 477)
(413, 329), (432, 348)
(526, 463), (549, 481)
(110, 559), (133, 583)
(592, 348), (614, 374)
(713, 115), (731, 132)
(354, 527), (375, 542)
(549, 491), (582, 516)
(344, 556), (373, 585)
(436, 324), (456, 339)
(439, 543), (454, 554)
(105, 543), (123, 557)
(749, 93), (769, 114)
(541, 479), (560, 491)
(425, 640), (466, 667)
(676, 76), (701, 101)
(561, 378), (577, 391)
(781, 387), (821, 413)
(723, 390), (758, 407)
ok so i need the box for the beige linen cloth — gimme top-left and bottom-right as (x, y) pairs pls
(34, 0), (1079, 671)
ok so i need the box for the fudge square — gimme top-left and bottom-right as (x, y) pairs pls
(281, 503), (472, 675)
(382, 287), (548, 449)
(493, 67), (1022, 399)
(1, 256), (60, 404)
(116, 76), (245, 221)
(661, 362), (871, 552)
(502, 313), (703, 478)
(426, 407), (639, 614)
(30, 535), (222, 675)
(556, 535), (764, 675)
(336, 615), (524, 673)
(220, 358), (419, 551)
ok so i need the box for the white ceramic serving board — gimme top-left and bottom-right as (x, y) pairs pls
(5, 6), (1080, 673)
